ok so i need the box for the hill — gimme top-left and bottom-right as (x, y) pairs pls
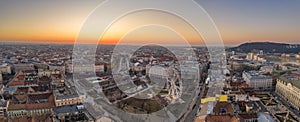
(227, 42), (300, 53)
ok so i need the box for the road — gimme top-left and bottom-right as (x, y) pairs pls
(270, 92), (300, 118)
(183, 83), (206, 122)
(256, 100), (268, 112)
(181, 64), (209, 122)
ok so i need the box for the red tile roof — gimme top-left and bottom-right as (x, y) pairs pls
(8, 71), (38, 86)
(238, 113), (258, 122)
(8, 93), (55, 110)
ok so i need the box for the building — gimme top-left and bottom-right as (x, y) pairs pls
(203, 101), (238, 122)
(37, 70), (66, 89)
(260, 65), (273, 73)
(243, 71), (273, 90)
(0, 85), (5, 94)
(0, 63), (11, 74)
(13, 63), (34, 73)
(0, 100), (8, 117)
(238, 113), (258, 122)
(296, 54), (300, 59)
(53, 80), (84, 107)
(146, 65), (168, 77)
(205, 115), (239, 122)
(49, 64), (65, 74)
(54, 89), (84, 107)
(65, 63), (73, 74)
(180, 61), (200, 80)
(276, 70), (300, 110)
(0, 71), (2, 83)
(73, 64), (94, 73)
(53, 105), (94, 122)
(229, 59), (244, 71)
(246, 53), (254, 60)
(95, 62), (105, 73)
(213, 102), (234, 115)
(34, 63), (49, 72)
(48, 70), (66, 88)
(6, 87), (55, 117)
(8, 70), (39, 87)
(281, 54), (291, 57)
(246, 53), (265, 61)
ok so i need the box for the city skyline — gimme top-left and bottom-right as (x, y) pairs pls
(0, 0), (300, 46)
(0, 1), (300, 122)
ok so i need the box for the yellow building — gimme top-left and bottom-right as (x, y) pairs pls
(201, 94), (228, 104)
(54, 95), (85, 107)
(53, 81), (85, 107)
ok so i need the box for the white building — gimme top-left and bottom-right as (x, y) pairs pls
(243, 71), (273, 89)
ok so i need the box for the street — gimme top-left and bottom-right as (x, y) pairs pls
(183, 83), (206, 122)
(270, 92), (300, 118)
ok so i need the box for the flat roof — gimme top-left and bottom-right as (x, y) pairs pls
(243, 71), (272, 79)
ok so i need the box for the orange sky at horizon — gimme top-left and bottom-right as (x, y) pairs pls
(1, 1), (300, 46)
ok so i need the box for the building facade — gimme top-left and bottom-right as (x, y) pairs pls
(243, 71), (273, 90)
(0, 100), (8, 117)
(276, 71), (300, 110)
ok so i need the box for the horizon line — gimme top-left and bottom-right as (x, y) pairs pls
(0, 40), (299, 47)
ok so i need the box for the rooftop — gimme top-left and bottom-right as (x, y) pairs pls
(54, 87), (79, 100)
(213, 102), (234, 115)
(292, 70), (300, 75)
(53, 105), (79, 114)
(8, 93), (55, 110)
(243, 71), (272, 79)
(8, 70), (39, 86)
(230, 82), (249, 88)
(238, 113), (258, 121)
(205, 115), (239, 122)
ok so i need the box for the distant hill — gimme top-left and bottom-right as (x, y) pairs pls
(227, 42), (300, 53)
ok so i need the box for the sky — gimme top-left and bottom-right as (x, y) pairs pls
(0, 0), (299, 46)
